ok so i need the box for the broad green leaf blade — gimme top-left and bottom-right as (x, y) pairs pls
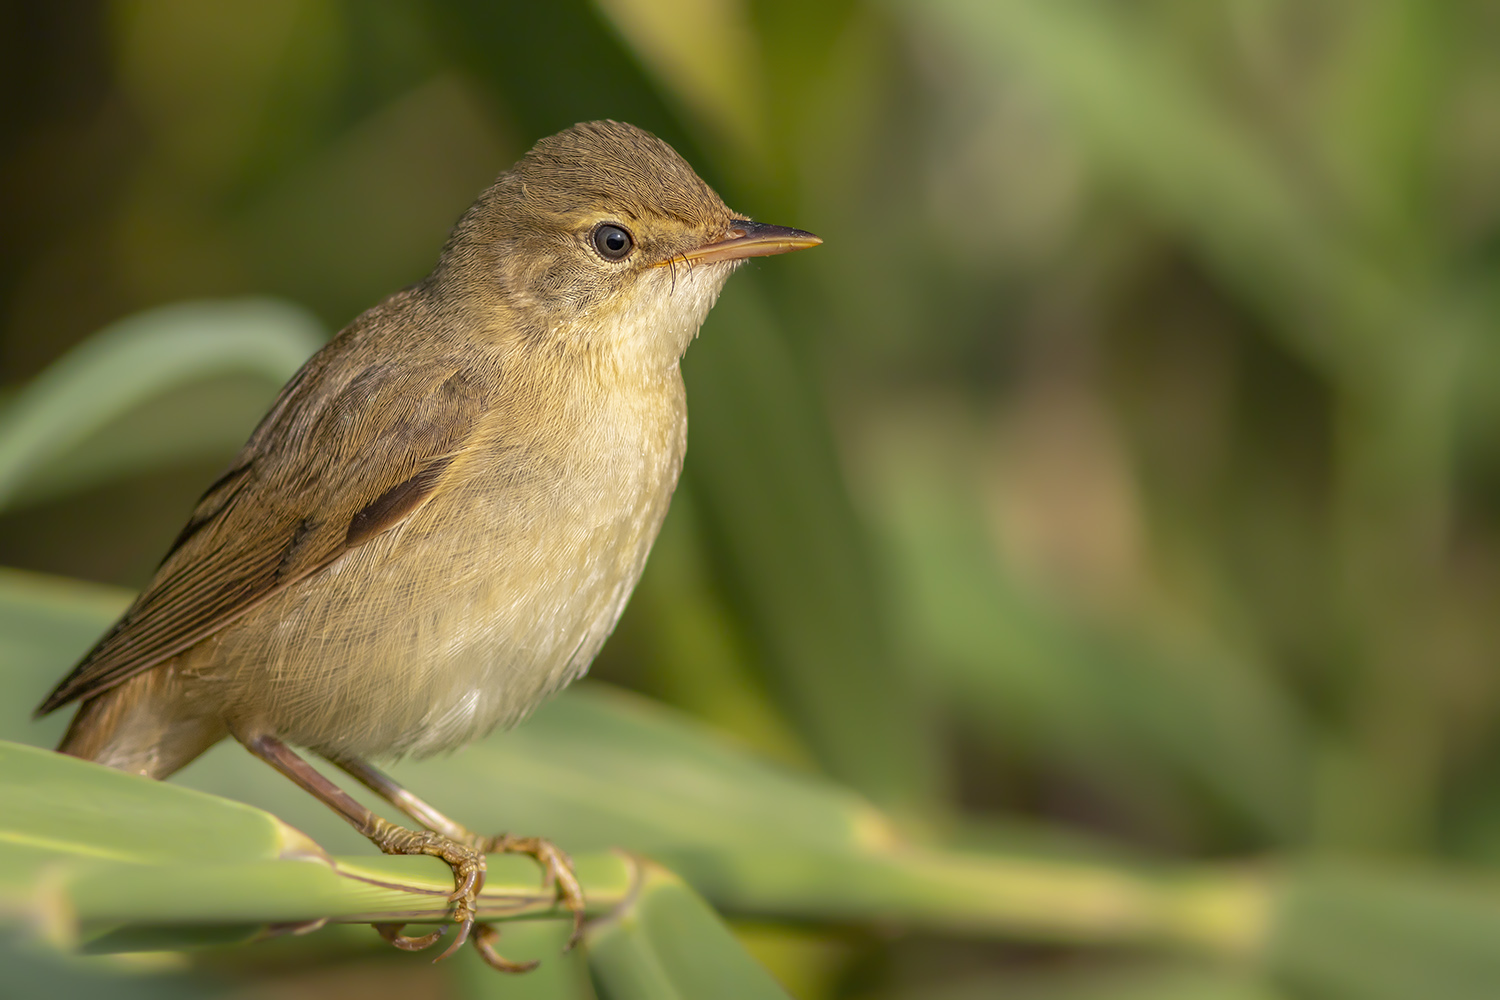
(0, 738), (313, 871)
(623, 492), (815, 766)
(1267, 863), (1500, 1000)
(421, 0), (697, 162)
(590, 0), (772, 170)
(866, 449), (1311, 840)
(0, 298), (323, 512)
(5, 377), (289, 512)
(585, 861), (791, 1000)
(400, 684), (893, 860)
(683, 277), (938, 813)
(446, 919), (595, 1000)
(0, 567), (1264, 952)
(883, 965), (1288, 1000)
(1, 932), (231, 1000)
(0, 568), (132, 749)
(890, 0), (1412, 390)
(24, 561), (1500, 1000)
(0, 740), (631, 950)
(4, 567), (1272, 952)
(396, 687), (1267, 956)
(1315, 0), (1451, 252)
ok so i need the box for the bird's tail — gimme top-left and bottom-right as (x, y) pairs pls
(56, 668), (225, 780)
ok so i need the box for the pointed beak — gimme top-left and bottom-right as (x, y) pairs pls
(663, 220), (822, 266)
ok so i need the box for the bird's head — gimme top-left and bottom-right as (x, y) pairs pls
(433, 120), (820, 372)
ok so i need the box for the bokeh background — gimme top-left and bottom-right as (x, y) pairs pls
(5, 1), (1500, 997)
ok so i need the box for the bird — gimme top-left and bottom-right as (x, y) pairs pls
(34, 119), (821, 971)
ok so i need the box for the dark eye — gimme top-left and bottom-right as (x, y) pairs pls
(592, 223), (634, 261)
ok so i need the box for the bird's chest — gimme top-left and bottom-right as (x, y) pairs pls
(460, 375), (686, 584)
(366, 374), (686, 748)
(213, 375), (687, 759)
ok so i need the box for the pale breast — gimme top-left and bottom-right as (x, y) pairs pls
(197, 370), (688, 759)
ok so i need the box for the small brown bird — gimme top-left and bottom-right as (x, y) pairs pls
(35, 120), (820, 971)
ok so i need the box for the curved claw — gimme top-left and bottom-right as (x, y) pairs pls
(440, 856), (483, 962)
(472, 923), (540, 974)
(363, 820), (487, 964)
(550, 854), (587, 950)
(373, 922), (447, 951)
(532, 839), (586, 949)
(448, 856), (485, 904)
(563, 910), (585, 951)
(435, 912), (474, 962)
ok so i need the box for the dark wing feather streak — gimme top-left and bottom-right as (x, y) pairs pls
(36, 359), (485, 715)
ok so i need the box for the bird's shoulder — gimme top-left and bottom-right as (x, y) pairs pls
(37, 290), (501, 714)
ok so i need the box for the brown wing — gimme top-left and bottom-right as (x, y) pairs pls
(36, 349), (488, 715)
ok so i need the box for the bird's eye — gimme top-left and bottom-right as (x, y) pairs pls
(592, 223), (634, 261)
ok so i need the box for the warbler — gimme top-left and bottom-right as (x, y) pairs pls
(36, 120), (820, 971)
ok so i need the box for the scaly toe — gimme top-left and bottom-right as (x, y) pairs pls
(373, 922), (447, 951)
(481, 834), (587, 950)
(366, 821), (487, 961)
(447, 854), (485, 904)
(437, 858), (482, 963)
(531, 841), (586, 948)
(472, 923), (540, 974)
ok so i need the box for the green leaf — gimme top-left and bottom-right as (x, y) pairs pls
(3, 567), (1271, 956)
(590, 0), (773, 171)
(0, 739), (634, 950)
(420, 0), (699, 163)
(0, 298), (323, 512)
(446, 919), (596, 1000)
(683, 277), (939, 813)
(874, 463), (1311, 841)
(1, 737), (306, 871)
(24, 564), (1500, 1000)
(0, 932), (231, 1000)
(883, 965), (1287, 1000)
(890, 0), (1416, 391)
(1267, 862), (1500, 1000)
(0, 737), (781, 997)
(1315, 0), (1452, 253)
(0, 567), (132, 751)
(585, 862), (792, 1000)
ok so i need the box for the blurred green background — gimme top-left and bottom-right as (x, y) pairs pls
(5, 0), (1500, 997)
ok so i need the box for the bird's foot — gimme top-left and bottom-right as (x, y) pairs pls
(480, 833), (587, 948)
(362, 819), (580, 972)
(368, 817), (486, 961)
(373, 922), (446, 951)
(472, 923), (541, 973)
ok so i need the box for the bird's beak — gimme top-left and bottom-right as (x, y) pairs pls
(663, 220), (822, 266)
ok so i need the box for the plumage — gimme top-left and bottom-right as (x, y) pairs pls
(36, 120), (820, 969)
(40, 332), (487, 715)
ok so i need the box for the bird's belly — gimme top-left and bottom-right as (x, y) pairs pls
(199, 405), (684, 759)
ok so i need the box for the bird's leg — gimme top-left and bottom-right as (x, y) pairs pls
(328, 754), (476, 842)
(237, 733), (484, 961)
(329, 755), (585, 964)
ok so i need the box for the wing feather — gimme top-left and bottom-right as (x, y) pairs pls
(37, 350), (488, 714)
